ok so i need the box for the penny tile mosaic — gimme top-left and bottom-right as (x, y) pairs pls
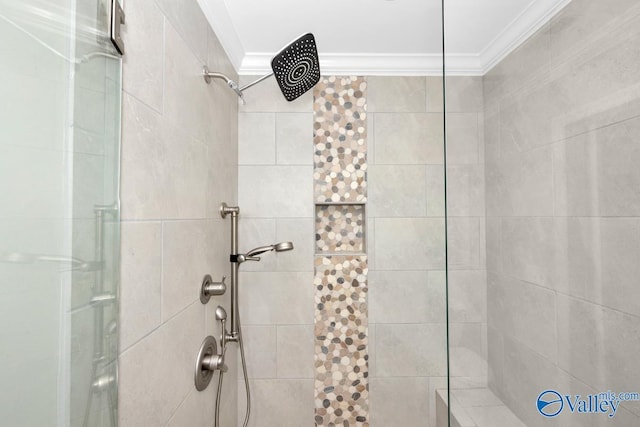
(314, 255), (369, 426)
(316, 204), (365, 254)
(313, 76), (368, 203)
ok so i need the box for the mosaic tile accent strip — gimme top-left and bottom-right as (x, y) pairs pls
(316, 204), (365, 254)
(313, 76), (367, 203)
(314, 255), (369, 426)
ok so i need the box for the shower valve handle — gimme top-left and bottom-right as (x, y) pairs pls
(194, 336), (227, 391)
(203, 354), (228, 373)
(200, 274), (226, 304)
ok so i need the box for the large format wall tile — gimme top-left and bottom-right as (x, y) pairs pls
(484, 5), (640, 420)
(161, 220), (214, 321)
(556, 294), (640, 394)
(163, 23), (210, 142)
(446, 165), (485, 217)
(119, 302), (204, 426)
(276, 113), (314, 165)
(369, 378), (430, 426)
(154, 0), (208, 63)
(121, 0), (164, 112)
(238, 379), (314, 427)
(119, 222), (162, 350)
(375, 218), (445, 270)
(376, 323), (447, 377)
(238, 113), (276, 165)
(238, 326), (277, 379)
(487, 274), (557, 362)
(485, 146), (554, 217)
(277, 325), (315, 379)
(446, 113), (480, 165)
(374, 113), (443, 165)
(120, 5), (239, 425)
(554, 116), (640, 217)
(238, 272), (314, 325)
(368, 76), (427, 113)
(368, 165), (427, 217)
(238, 165), (313, 218)
(368, 270), (445, 324)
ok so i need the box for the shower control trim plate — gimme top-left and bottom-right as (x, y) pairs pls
(194, 336), (227, 391)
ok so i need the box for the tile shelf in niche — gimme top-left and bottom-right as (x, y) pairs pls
(315, 204), (366, 255)
(315, 202), (367, 206)
(314, 252), (367, 257)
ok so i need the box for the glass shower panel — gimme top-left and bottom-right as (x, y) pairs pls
(444, 0), (640, 426)
(363, 2), (448, 426)
(0, 0), (121, 425)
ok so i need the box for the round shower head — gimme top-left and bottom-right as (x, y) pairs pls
(274, 242), (294, 252)
(271, 33), (321, 101)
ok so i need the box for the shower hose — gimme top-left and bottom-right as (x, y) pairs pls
(215, 315), (251, 427)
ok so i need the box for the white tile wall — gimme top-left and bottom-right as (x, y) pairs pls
(239, 113), (276, 165)
(484, 1), (640, 424)
(238, 165), (313, 218)
(235, 75), (485, 426)
(370, 377), (430, 426)
(119, 1), (238, 425)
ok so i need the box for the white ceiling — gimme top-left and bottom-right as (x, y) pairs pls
(197, 0), (570, 76)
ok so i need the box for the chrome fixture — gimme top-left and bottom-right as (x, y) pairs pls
(194, 305), (231, 427)
(217, 202), (294, 427)
(237, 241), (294, 263)
(202, 67), (246, 104)
(110, 0), (126, 54)
(214, 306), (229, 427)
(194, 336), (227, 392)
(83, 204), (119, 427)
(202, 32), (320, 103)
(215, 305), (228, 350)
(200, 274), (227, 304)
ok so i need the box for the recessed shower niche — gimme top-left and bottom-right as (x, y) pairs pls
(315, 204), (366, 254)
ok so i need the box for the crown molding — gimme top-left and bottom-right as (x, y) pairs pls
(196, 0), (245, 70)
(479, 0), (572, 74)
(239, 53), (489, 76)
(199, 0), (570, 77)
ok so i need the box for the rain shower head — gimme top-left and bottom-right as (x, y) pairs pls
(203, 33), (320, 103)
(271, 33), (321, 101)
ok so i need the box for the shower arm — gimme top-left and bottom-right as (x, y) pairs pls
(238, 73), (273, 92)
(202, 66), (274, 104)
